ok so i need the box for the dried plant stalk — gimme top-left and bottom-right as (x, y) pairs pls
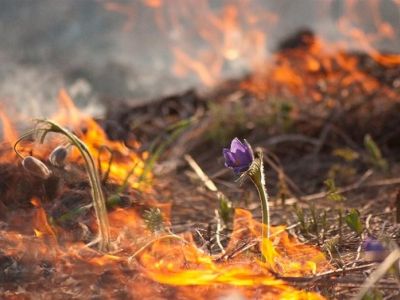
(15, 119), (111, 251)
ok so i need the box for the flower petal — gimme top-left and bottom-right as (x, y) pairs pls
(223, 148), (236, 167)
(233, 149), (252, 167)
(230, 137), (246, 154)
(243, 139), (254, 161)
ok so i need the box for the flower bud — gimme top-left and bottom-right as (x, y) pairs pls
(22, 156), (52, 179)
(49, 146), (68, 168)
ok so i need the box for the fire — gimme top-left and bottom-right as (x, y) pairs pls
(0, 91), (331, 298)
(240, 32), (398, 105)
(52, 89), (150, 189)
(104, 0), (400, 91)
(2, 0), (400, 298)
(31, 197), (57, 240)
(0, 108), (18, 144)
(0, 107), (18, 162)
(138, 209), (328, 298)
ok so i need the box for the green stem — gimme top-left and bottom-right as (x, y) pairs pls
(250, 174), (270, 241)
(248, 150), (270, 241)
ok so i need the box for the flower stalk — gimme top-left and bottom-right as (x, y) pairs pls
(15, 119), (111, 252)
(247, 149), (270, 240)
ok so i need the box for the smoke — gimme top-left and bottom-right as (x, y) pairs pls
(0, 0), (398, 116)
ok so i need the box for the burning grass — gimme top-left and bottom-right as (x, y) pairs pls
(1, 42), (400, 297)
(0, 90), (337, 299)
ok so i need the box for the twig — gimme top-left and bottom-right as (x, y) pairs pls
(184, 154), (218, 192)
(214, 209), (225, 254)
(127, 234), (188, 264)
(97, 145), (114, 184)
(274, 262), (377, 283)
(352, 241), (363, 268)
(184, 154), (230, 255)
(313, 122), (333, 155)
(216, 239), (259, 261)
(263, 134), (319, 147)
(283, 169), (394, 205)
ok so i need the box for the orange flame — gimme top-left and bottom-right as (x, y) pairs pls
(31, 197), (57, 240)
(0, 107), (18, 163)
(0, 108), (18, 144)
(137, 209), (329, 298)
(0, 93), (331, 298)
(51, 89), (150, 189)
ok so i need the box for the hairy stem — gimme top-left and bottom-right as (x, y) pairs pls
(249, 166), (271, 240)
(248, 150), (270, 261)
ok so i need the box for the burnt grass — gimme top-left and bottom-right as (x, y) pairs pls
(1, 40), (400, 298)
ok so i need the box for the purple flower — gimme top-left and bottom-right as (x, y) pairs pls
(223, 138), (254, 174)
(363, 238), (385, 252)
(363, 237), (387, 262)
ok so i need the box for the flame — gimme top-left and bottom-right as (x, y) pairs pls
(0, 107), (18, 162)
(52, 89), (150, 189)
(31, 197), (57, 240)
(137, 209), (329, 298)
(0, 108), (18, 144)
(0, 107), (330, 298)
(0, 89), (150, 191)
(337, 0), (400, 67)
(104, 0), (400, 89)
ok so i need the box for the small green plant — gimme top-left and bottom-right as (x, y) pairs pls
(207, 102), (247, 145)
(218, 193), (234, 224)
(139, 117), (192, 183)
(56, 204), (92, 224)
(324, 178), (346, 202)
(328, 148), (358, 184)
(143, 208), (164, 233)
(277, 171), (290, 207)
(323, 236), (340, 258)
(271, 100), (293, 132)
(294, 205), (309, 235)
(294, 204), (329, 242)
(333, 148), (360, 162)
(364, 134), (388, 171)
(327, 164), (357, 184)
(309, 203), (319, 235)
(345, 209), (363, 236)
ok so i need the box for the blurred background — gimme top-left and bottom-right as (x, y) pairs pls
(0, 0), (399, 117)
